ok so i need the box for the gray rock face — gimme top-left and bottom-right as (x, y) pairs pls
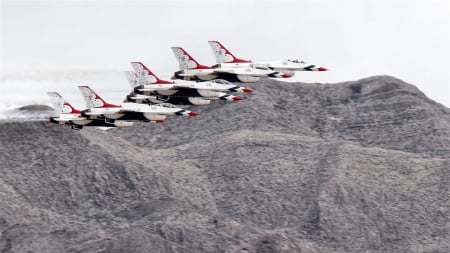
(0, 76), (449, 252)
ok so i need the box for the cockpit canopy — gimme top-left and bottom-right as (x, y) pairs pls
(287, 59), (306, 64)
(250, 64), (271, 70)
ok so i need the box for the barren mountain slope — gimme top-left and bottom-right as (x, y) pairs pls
(114, 76), (450, 158)
(1, 76), (449, 253)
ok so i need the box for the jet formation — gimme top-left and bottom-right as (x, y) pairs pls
(49, 41), (327, 130)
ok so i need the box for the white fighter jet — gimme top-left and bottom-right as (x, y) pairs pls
(171, 47), (291, 83)
(125, 62), (253, 105)
(77, 86), (198, 123)
(47, 92), (134, 130)
(208, 40), (328, 75)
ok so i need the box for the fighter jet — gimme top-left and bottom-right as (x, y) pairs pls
(171, 47), (290, 83)
(77, 86), (198, 123)
(47, 92), (134, 130)
(125, 62), (252, 105)
(208, 40), (328, 75)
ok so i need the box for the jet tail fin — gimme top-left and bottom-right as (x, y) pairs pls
(124, 71), (139, 89)
(208, 41), (252, 64)
(77, 86), (121, 108)
(130, 62), (174, 85)
(47, 92), (81, 114)
(171, 47), (212, 70)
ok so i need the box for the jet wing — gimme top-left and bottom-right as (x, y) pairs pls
(53, 114), (88, 121)
(51, 116), (92, 125)
(82, 107), (123, 116)
(211, 68), (273, 77)
(175, 72), (204, 77)
(173, 82), (214, 90)
(136, 84), (175, 92)
(138, 80), (229, 92)
(172, 81), (237, 91)
(127, 94), (157, 100)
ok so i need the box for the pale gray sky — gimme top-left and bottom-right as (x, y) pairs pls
(1, 0), (449, 107)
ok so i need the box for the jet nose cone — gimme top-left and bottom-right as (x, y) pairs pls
(188, 111), (199, 117)
(281, 73), (293, 78)
(317, 67), (328, 71)
(232, 96), (242, 101)
(242, 87), (253, 93)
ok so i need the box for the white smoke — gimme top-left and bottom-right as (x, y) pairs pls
(0, 69), (133, 120)
(0, 108), (52, 121)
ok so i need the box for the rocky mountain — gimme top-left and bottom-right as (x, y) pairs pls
(1, 76), (449, 253)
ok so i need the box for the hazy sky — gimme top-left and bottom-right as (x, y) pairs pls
(1, 0), (449, 107)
